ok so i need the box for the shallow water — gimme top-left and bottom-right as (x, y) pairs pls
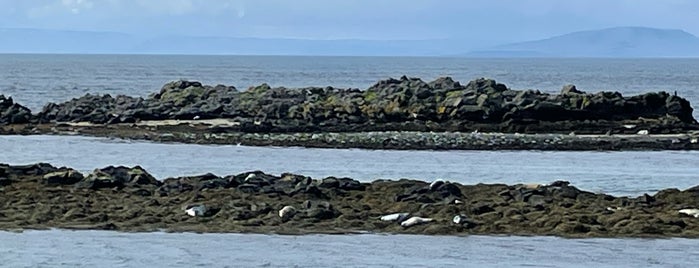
(1, 135), (697, 196)
(1, 230), (697, 268)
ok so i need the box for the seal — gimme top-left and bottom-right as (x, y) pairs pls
(184, 204), (206, 217)
(278, 205), (297, 220)
(429, 179), (445, 191)
(679, 208), (699, 218)
(636, 129), (650, 135)
(452, 214), (477, 228)
(379, 212), (410, 222)
(400, 216), (433, 227)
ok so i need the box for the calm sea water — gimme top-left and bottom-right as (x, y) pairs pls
(2, 55), (699, 267)
(1, 135), (697, 197)
(1, 230), (698, 268)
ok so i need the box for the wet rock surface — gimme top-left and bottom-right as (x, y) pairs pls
(1, 163), (698, 237)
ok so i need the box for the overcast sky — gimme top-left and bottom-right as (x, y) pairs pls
(0, 0), (697, 43)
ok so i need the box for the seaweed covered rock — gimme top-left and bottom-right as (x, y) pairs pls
(19, 77), (696, 133)
(3, 162), (699, 237)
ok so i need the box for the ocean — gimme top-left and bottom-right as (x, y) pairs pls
(1, 55), (699, 267)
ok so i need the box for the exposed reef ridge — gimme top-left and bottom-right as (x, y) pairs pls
(2, 76), (697, 133)
(1, 163), (699, 237)
(2, 77), (698, 150)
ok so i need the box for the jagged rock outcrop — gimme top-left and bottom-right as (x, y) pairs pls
(1, 77), (696, 133)
(0, 95), (32, 124)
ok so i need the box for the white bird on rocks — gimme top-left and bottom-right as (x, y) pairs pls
(679, 208), (699, 218)
(379, 212), (410, 222)
(400, 216), (433, 227)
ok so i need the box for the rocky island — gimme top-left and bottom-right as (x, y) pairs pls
(1, 76), (699, 150)
(1, 163), (698, 237)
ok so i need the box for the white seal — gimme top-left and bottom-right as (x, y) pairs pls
(244, 173), (257, 182)
(185, 204), (207, 217)
(279, 205), (297, 219)
(679, 208), (699, 218)
(379, 212), (410, 222)
(400, 216), (433, 227)
(636, 129), (649, 135)
(606, 206), (622, 212)
(520, 183), (542, 190)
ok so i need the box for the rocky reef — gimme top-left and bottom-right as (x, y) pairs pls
(2, 77), (697, 134)
(1, 163), (699, 237)
(0, 95), (32, 125)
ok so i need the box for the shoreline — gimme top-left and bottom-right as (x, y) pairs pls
(2, 163), (698, 238)
(3, 122), (699, 150)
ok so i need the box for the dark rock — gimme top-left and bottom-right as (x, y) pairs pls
(0, 177), (12, 186)
(77, 166), (160, 189)
(396, 180), (462, 203)
(238, 183), (261, 193)
(17, 76), (697, 133)
(561, 84), (584, 95)
(0, 95), (33, 124)
(319, 177), (365, 191)
(471, 203), (495, 215)
(301, 200), (339, 220)
(6, 163), (58, 177)
(637, 193), (656, 204)
(43, 169), (84, 185)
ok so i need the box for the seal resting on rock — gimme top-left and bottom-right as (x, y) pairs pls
(184, 204), (207, 217)
(279, 205), (297, 220)
(452, 215), (466, 224)
(429, 179), (445, 191)
(379, 212), (410, 222)
(679, 208), (699, 218)
(400, 216), (433, 227)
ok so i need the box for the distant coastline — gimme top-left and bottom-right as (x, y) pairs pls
(2, 26), (699, 57)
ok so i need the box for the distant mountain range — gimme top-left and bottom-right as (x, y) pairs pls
(1, 26), (698, 57)
(468, 27), (699, 57)
(0, 28), (460, 56)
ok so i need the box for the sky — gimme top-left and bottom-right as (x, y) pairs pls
(0, 0), (697, 44)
